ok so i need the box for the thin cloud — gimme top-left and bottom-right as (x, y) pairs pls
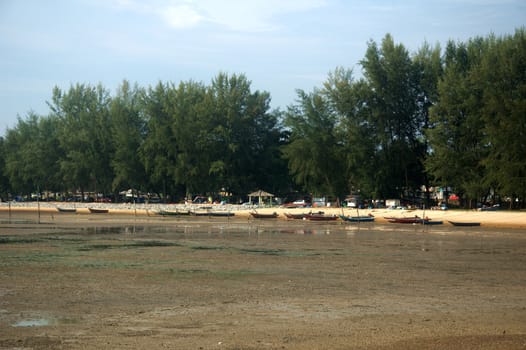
(110, 0), (327, 32)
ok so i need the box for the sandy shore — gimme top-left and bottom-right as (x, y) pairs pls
(1, 201), (526, 229)
(1, 206), (525, 349)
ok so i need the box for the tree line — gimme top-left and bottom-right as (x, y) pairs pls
(0, 29), (524, 208)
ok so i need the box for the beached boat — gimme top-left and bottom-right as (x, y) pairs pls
(159, 209), (190, 216)
(208, 211), (235, 217)
(305, 213), (338, 221)
(284, 212), (308, 220)
(339, 214), (375, 222)
(448, 221), (481, 227)
(422, 220), (443, 225)
(88, 208), (109, 214)
(189, 210), (234, 217)
(386, 216), (422, 224)
(56, 207), (77, 213)
(250, 212), (279, 219)
(387, 216), (442, 225)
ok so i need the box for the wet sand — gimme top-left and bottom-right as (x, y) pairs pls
(0, 211), (525, 349)
(1, 201), (526, 229)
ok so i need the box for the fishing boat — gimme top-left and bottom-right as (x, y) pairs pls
(159, 209), (190, 216)
(284, 212), (308, 220)
(189, 211), (236, 217)
(339, 214), (375, 222)
(190, 210), (210, 216)
(56, 207), (77, 213)
(422, 220), (443, 225)
(208, 211), (235, 217)
(448, 221), (481, 227)
(88, 208), (109, 214)
(250, 212), (279, 219)
(304, 213), (338, 221)
(386, 216), (422, 224)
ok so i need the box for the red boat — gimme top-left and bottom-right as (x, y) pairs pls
(386, 216), (423, 224)
(304, 213), (338, 221)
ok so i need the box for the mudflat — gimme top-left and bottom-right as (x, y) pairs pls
(1, 212), (525, 349)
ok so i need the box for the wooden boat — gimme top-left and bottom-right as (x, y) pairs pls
(448, 221), (481, 227)
(88, 208), (109, 214)
(159, 209), (190, 216)
(56, 207), (77, 213)
(339, 215), (375, 222)
(208, 211), (235, 217)
(189, 210), (235, 217)
(305, 213), (338, 221)
(284, 212), (308, 220)
(190, 210), (210, 216)
(386, 216), (422, 224)
(250, 212), (279, 219)
(422, 220), (443, 225)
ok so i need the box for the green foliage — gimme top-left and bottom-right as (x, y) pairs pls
(283, 89), (346, 199)
(1, 29), (524, 208)
(478, 29), (526, 204)
(426, 29), (526, 207)
(110, 80), (146, 193)
(49, 83), (114, 195)
(3, 113), (62, 194)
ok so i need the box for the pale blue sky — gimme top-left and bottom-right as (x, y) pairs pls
(1, 0), (524, 134)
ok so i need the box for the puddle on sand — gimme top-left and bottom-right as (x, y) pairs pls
(13, 318), (52, 327)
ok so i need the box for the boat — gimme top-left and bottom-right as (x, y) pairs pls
(386, 216), (422, 224)
(448, 221), (481, 227)
(304, 213), (338, 221)
(339, 214), (375, 222)
(250, 212), (279, 219)
(189, 211), (235, 217)
(56, 207), (77, 213)
(387, 216), (443, 225)
(190, 210), (211, 216)
(159, 209), (190, 216)
(208, 211), (235, 217)
(422, 220), (443, 225)
(88, 208), (109, 214)
(284, 212), (308, 220)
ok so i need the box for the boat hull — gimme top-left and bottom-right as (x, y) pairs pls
(250, 212), (279, 219)
(88, 208), (109, 214)
(305, 214), (338, 221)
(339, 215), (375, 222)
(57, 207), (77, 213)
(448, 221), (481, 227)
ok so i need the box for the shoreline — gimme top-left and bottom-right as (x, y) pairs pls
(1, 202), (526, 229)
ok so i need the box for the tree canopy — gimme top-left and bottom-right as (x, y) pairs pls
(1, 29), (524, 208)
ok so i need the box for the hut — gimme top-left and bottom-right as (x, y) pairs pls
(248, 190), (274, 206)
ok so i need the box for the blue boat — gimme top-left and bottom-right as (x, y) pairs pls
(339, 215), (375, 222)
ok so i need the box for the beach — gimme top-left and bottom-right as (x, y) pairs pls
(1, 205), (526, 349)
(1, 201), (526, 229)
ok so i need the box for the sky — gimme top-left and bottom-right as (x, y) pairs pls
(0, 0), (524, 134)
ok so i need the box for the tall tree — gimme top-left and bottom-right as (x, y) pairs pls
(139, 82), (178, 201)
(478, 29), (526, 207)
(360, 34), (427, 199)
(110, 80), (147, 196)
(3, 113), (62, 196)
(283, 89), (346, 200)
(49, 83), (113, 198)
(426, 39), (488, 207)
(168, 80), (210, 197)
(205, 73), (274, 195)
(322, 68), (377, 198)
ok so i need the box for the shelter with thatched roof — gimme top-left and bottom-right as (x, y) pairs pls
(248, 190), (274, 206)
